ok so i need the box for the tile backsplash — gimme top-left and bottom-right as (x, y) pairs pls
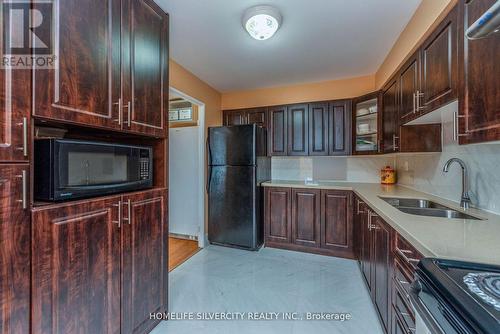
(271, 101), (500, 215)
(396, 101), (500, 215)
(271, 155), (395, 183)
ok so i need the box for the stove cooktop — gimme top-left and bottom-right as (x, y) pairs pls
(464, 272), (500, 312)
(418, 258), (500, 333)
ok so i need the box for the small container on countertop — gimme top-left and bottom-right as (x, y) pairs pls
(381, 166), (397, 185)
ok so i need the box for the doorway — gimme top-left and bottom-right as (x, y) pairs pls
(168, 87), (206, 271)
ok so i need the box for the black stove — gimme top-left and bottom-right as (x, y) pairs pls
(410, 258), (500, 334)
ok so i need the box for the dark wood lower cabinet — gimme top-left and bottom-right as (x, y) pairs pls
(264, 187), (292, 244)
(265, 187), (353, 258)
(321, 190), (354, 258)
(32, 195), (122, 334)
(354, 198), (396, 333)
(291, 188), (321, 248)
(31, 188), (168, 334)
(356, 200), (372, 289)
(122, 189), (168, 334)
(0, 165), (30, 334)
(371, 214), (392, 332)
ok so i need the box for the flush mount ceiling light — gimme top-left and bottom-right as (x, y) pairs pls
(242, 5), (282, 40)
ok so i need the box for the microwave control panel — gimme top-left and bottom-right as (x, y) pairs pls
(140, 158), (150, 180)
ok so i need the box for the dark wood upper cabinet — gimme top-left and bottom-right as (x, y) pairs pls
(32, 196), (122, 334)
(0, 69), (30, 162)
(32, 0), (169, 137)
(223, 110), (246, 126)
(246, 108), (268, 128)
(320, 190), (354, 258)
(352, 92), (381, 155)
(291, 188), (321, 248)
(287, 104), (309, 156)
(122, 189), (168, 334)
(329, 100), (352, 156)
(268, 106), (288, 156)
(382, 78), (400, 153)
(223, 107), (268, 128)
(308, 102), (329, 156)
(399, 53), (421, 123)
(124, 0), (169, 137)
(264, 187), (292, 244)
(0, 165), (30, 334)
(420, 5), (458, 113)
(371, 214), (392, 332)
(33, 0), (122, 130)
(458, 0), (500, 144)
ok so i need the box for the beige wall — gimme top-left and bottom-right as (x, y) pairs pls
(221, 75), (375, 110)
(169, 59), (222, 128)
(375, 0), (457, 88)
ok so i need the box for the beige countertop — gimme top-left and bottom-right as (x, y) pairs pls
(262, 180), (500, 265)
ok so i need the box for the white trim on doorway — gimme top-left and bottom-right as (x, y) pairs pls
(169, 87), (206, 248)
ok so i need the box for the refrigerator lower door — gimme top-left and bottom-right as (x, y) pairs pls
(208, 166), (260, 250)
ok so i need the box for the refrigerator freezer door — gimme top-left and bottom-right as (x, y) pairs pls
(208, 166), (259, 249)
(208, 125), (256, 166)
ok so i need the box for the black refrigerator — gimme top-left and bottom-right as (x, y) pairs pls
(207, 124), (271, 250)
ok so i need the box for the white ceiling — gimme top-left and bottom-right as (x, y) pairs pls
(155, 0), (422, 92)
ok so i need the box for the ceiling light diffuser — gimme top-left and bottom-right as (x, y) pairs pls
(242, 5), (282, 41)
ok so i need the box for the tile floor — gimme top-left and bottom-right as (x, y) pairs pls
(151, 245), (384, 334)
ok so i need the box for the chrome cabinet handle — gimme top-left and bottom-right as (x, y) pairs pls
(393, 134), (399, 151)
(367, 211), (378, 230)
(453, 110), (468, 141)
(122, 199), (132, 224)
(357, 199), (365, 214)
(412, 92), (416, 114)
(17, 170), (27, 210)
(113, 98), (123, 125)
(22, 170), (27, 209)
(17, 118), (28, 156)
(416, 90), (425, 111)
(22, 117), (28, 156)
(124, 101), (131, 127)
(112, 200), (122, 227)
(396, 248), (420, 264)
(128, 199), (132, 224)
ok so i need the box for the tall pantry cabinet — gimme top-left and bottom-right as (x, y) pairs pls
(0, 0), (170, 334)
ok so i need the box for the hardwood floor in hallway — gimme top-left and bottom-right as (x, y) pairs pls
(169, 237), (200, 271)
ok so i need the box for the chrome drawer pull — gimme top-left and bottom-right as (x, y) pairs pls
(396, 248), (419, 264)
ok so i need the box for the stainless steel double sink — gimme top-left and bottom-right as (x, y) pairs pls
(379, 197), (483, 220)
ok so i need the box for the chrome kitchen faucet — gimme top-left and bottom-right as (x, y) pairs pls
(442, 158), (472, 210)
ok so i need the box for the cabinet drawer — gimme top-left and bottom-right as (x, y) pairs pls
(394, 256), (414, 296)
(393, 280), (415, 328)
(394, 233), (423, 270)
(392, 304), (416, 334)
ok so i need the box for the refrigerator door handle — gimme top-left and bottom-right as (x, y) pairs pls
(206, 138), (212, 193)
(206, 165), (212, 193)
(206, 137), (212, 166)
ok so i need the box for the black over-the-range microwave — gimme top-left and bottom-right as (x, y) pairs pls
(35, 139), (153, 201)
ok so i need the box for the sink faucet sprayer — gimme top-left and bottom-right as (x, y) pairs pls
(442, 158), (472, 210)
